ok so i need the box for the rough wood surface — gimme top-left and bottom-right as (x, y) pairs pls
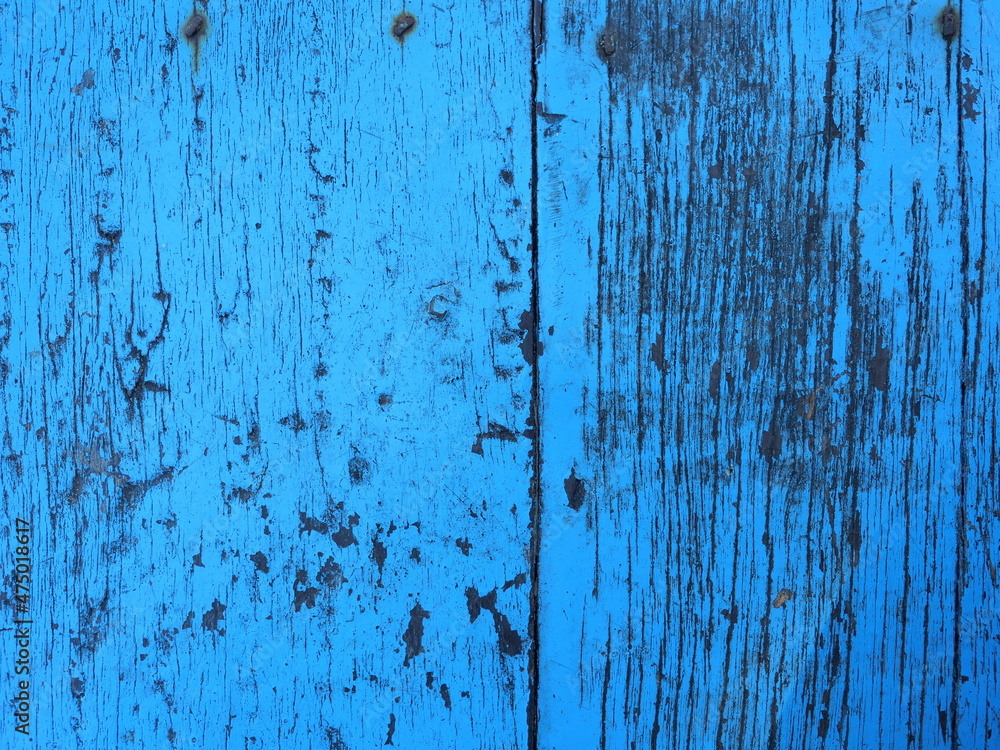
(536, 1), (998, 748)
(1, 1), (533, 747)
(3, 0), (998, 748)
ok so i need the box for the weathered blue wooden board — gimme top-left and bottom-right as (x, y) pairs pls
(3, 0), (998, 748)
(535, 1), (998, 748)
(1, 1), (533, 748)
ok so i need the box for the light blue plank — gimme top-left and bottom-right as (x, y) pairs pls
(536, 1), (998, 747)
(1, 1), (533, 747)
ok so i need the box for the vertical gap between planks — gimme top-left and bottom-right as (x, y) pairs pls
(527, 0), (544, 747)
(951, 13), (969, 749)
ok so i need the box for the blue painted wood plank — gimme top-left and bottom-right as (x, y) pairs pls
(536, 1), (998, 748)
(4, 1), (998, 747)
(1, 1), (533, 748)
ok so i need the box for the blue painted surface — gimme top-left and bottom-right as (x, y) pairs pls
(536, 1), (998, 748)
(1, 1), (532, 748)
(1, 0), (998, 748)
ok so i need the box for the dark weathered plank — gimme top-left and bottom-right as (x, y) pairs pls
(536, 1), (998, 747)
(1, 1), (533, 747)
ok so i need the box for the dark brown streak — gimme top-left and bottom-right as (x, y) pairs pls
(950, 18), (973, 747)
(181, 10), (208, 73)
